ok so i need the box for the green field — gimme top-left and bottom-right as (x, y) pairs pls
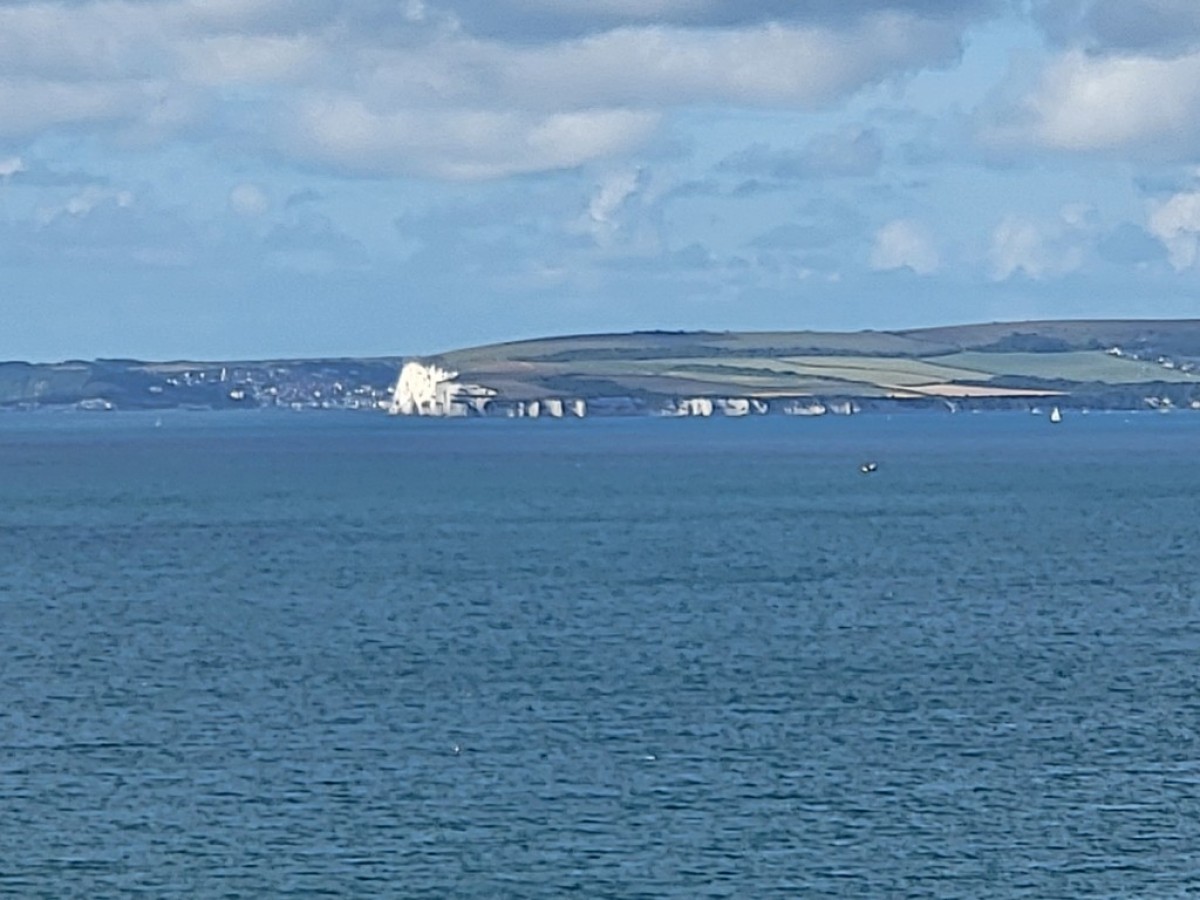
(430, 321), (1200, 404)
(935, 351), (1200, 384)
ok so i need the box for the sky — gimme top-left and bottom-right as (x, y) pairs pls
(3, 0), (1200, 361)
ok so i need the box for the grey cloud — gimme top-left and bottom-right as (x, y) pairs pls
(750, 223), (839, 251)
(0, 179), (372, 275)
(1097, 222), (1168, 265)
(436, 0), (999, 41)
(353, 16), (966, 115)
(596, 239), (717, 274)
(0, 158), (105, 186)
(263, 212), (369, 271)
(888, 108), (972, 166)
(720, 127), (884, 181)
(1034, 0), (1200, 54)
(662, 178), (722, 200)
(1135, 170), (1200, 196)
(731, 179), (771, 197)
(285, 188), (324, 208)
(745, 199), (869, 272)
(2, 192), (201, 267)
(668, 242), (715, 270)
(393, 184), (575, 272)
(0, 79), (168, 140)
(0, 0), (982, 180)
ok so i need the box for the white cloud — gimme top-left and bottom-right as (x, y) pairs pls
(29, 186), (120, 226)
(229, 183), (270, 217)
(0, 155), (23, 178)
(354, 14), (964, 115)
(990, 217), (1049, 280)
(0, 1), (971, 178)
(487, 16), (962, 110)
(280, 99), (660, 179)
(980, 48), (1200, 157)
(1148, 191), (1200, 270)
(175, 34), (324, 87)
(0, 79), (164, 139)
(58, 186), (133, 218)
(988, 207), (1094, 280)
(870, 219), (940, 275)
(285, 13), (961, 177)
(578, 170), (641, 245)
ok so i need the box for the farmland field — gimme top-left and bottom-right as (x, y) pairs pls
(422, 321), (1200, 407)
(934, 351), (1199, 384)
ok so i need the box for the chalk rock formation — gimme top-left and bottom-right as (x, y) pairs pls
(732, 398), (769, 415)
(388, 360), (495, 416)
(668, 397), (770, 416)
(781, 400), (827, 416)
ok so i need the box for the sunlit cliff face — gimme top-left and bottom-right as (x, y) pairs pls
(388, 360), (457, 415)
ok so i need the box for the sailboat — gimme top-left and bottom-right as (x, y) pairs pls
(1049, 406), (1062, 424)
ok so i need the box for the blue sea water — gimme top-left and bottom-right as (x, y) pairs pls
(2, 410), (1200, 897)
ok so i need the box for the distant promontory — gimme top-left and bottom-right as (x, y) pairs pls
(5, 320), (1200, 415)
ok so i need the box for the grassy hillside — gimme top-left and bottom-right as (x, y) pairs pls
(431, 320), (1200, 408)
(4, 320), (1200, 411)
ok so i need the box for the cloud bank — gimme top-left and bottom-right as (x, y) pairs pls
(0, 0), (980, 179)
(981, 1), (1200, 160)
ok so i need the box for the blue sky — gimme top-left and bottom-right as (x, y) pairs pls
(3, 0), (1200, 361)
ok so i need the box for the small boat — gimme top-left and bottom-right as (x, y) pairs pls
(1049, 406), (1062, 424)
(860, 462), (878, 474)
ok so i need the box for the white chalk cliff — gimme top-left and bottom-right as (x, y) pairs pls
(506, 398), (587, 418)
(390, 361), (819, 419)
(388, 360), (585, 418)
(781, 400), (828, 416)
(662, 397), (769, 416)
(388, 360), (496, 416)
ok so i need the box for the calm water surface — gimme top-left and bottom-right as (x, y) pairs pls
(2, 411), (1199, 897)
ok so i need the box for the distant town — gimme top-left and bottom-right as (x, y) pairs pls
(0, 358), (403, 413)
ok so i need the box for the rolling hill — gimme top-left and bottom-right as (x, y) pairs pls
(418, 320), (1200, 413)
(4, 320), (1200, 413)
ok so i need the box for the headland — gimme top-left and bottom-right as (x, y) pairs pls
(5, 320), (1200, 416)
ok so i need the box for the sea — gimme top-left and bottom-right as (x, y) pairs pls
(2, 409), (1199, 898)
